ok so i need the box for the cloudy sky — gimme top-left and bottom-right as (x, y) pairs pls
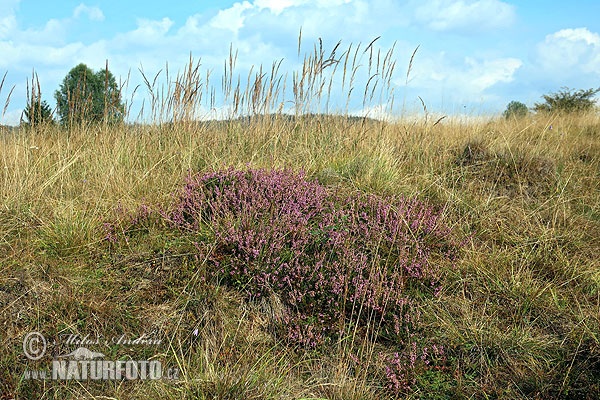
(1, 0), (599, 124)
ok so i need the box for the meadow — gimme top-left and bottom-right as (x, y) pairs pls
(1, 42), (599, 399)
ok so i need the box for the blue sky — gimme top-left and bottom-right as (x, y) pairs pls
(1, 0), (599, 124)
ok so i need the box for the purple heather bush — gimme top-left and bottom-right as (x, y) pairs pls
(108, 167), (462, 393)
(163, 168), (461, 347)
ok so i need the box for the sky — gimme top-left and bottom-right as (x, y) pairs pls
(1, 0), (599, 125)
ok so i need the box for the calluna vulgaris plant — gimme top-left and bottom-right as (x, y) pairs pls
(109, 168), (462, 393)
(382, 342), (448, 395)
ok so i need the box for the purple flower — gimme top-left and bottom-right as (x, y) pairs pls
(111, 167), (463, 351)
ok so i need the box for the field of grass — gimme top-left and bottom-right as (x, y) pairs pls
(1, 42), (599, 399)
(1, 110), (599, 399)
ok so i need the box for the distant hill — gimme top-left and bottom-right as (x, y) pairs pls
(141, 112), (384, 130)
(213, 112), (382, 125)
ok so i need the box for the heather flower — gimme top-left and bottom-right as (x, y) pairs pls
(381, 339), (448, 395)
(108, 167), (462, 350)
(103, 222), (118, 244)
(161, 168), (462, 347)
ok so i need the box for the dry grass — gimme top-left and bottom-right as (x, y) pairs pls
(1, 40), (599, 399)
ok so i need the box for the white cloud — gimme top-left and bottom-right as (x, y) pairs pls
(1, 108), (24, 126)
(466, 57), (522, 91)
(243, 0), (403, 44)
(0, 15), (17, 39)
(414, 0), (515, 33)
(0, 0), (20, 15)
(0, 0), (19, 39)
(136, 17), (173, 37)
(409, 53), (521, 93)
(209, 1), (253, 33)
(350, 103), (396, 121)
(553, 27), (600, 46)
(18, 19), (67, 46)
(254, 0), (351, 15)
(254, 0), (305, 15)
(537, 28), (600, 76)
(115, 17), (174, 48)
(73, 4), (105, 22)
(399, 51), (522, 113)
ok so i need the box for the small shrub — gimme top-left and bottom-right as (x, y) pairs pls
(455, 143), (556, 198)
(503, 101), (529, 119)
(534, 87), (600, 114)
(455, 141), (492, 166)
(22, 97), (54, 127)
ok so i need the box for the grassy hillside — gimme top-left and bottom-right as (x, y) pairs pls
(1, 110), (599, 399)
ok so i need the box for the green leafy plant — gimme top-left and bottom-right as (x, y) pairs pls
(54, 63), (125, 126)
(503, 100), (529, 119)
(22, 97), (54, 127)
(533, 87), (600, 114)
(21, 71), (54, 127)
